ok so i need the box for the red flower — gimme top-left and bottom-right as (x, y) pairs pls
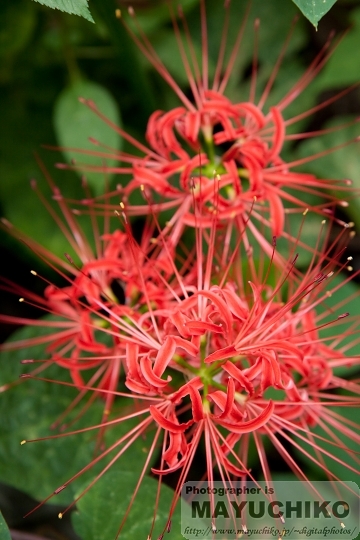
(0, 168), (194, 420)
(56, 1), (357, 259)
(14, 208), (360, 538)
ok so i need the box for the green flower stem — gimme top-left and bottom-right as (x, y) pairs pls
(173, 355), (198, 375)
(203, 132), (215, 164)
(60, 14), (82, 84)
(173, 355), (227, 395)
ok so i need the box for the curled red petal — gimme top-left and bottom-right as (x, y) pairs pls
(183, 111), (201, 144)
(170, 377), (203, 403)
(140, 355), (171, 388)
(149, 405), (194, 433)
(172, 335), (198, 356)
(207, 378), (237, 420)
(221, 287), (248, 319)
(185, 320), (224, 334)
(153, 337), (176, 377)
(267, 106), (285, 161)
(205, 345), (236, 363)
(151, 451), (188, 475)
(133, 165), (172, 193)
(267, 189), (284, 237)
(208, 385), (243, 422)
(223, 361), (254, 396)
(188, 384), (204, 422)
(198, 290), (233, 333)
(125, 377), (152, 395)
(221, 377), (235, 418)
(125, 343), (139, 380)
(216, 400), (274, 434)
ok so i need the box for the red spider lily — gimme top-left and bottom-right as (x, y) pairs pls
(52, 0), (358, 259)
(131, 223), (360, 534)
(13, 201), (360, 538)
(0, 166), (198, 421)
(20, 299), (360, 539)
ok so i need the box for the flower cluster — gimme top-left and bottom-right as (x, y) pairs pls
(1, 1), (360, 539)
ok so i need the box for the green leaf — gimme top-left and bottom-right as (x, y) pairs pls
(0, 513), (11, 540)
(53, 80), (122, 196)
(0, 320), (154, 506)
(0, 57), (98, 258)
(0, 324), (101, 504)
(72, 465), (185, 540)
(32, 0), (94, 22)
(292, 0), (338, 27)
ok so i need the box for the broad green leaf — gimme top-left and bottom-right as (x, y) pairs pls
(32, 0), (94, 22)
(0, 68), (97, 260)
(72, 465), (185, 540)
(0, 322), (102, 504)
(0, 513), (11, 540)
(53, 80), (122, 196)
(292, 0), (338, 28)
(0, 321), (155, 507)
